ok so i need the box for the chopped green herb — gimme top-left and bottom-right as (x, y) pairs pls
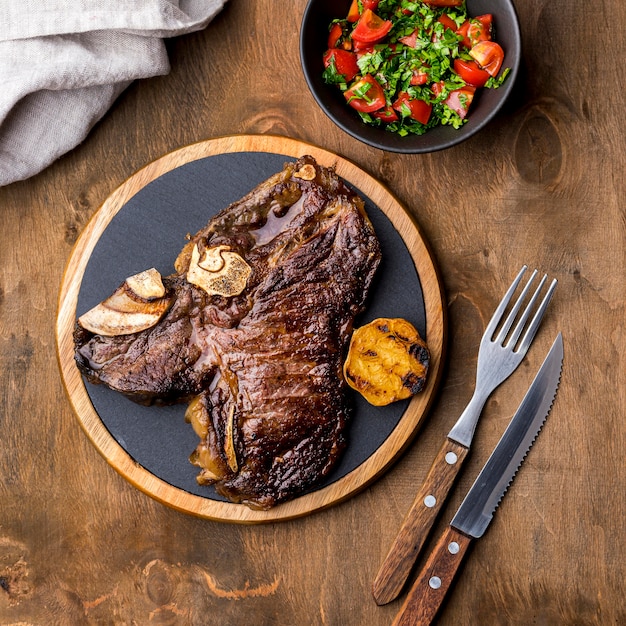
(486, 67), (511, 89)
(322, 59), (348, 90)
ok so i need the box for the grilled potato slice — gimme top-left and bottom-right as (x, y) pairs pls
(343, 317), (430, 406)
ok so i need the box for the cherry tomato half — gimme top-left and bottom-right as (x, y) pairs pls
(392, 92), (432, 125)
(347, 0), (360, 22)
(328, 23), (350, 49)
(346, 0), (380, 22)
(438, 14), (458, 33)
(453, 58), (490, 88)
(323, 49), (360, 82)
(372, 106), (399, 123)
(344, 74), (386, 113)
(432, 14), (458, 42)
(399, 29), (418, 48)
(431, 80), (445, 98)
(352, 37), (374, 52)
(444, 86), (476, 119)
(469, 14), (493, 43)
(469, 41), (504, 76)
(457, 14), (493, 48)
(351, 9), (393, 44)
(410, 67), (430, 85)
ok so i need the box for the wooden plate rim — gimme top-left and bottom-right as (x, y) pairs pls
(56, 134), (446, 523)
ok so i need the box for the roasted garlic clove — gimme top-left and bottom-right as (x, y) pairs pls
(78, 268), (172, 336)
(187, 244), (252, 297)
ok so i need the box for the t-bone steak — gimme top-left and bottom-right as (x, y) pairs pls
(74, 155), (381, 509)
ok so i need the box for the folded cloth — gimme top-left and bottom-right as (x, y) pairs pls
(0, 0), (225, 187)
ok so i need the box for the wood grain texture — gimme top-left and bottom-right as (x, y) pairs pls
(372, 439), (468, 605)
(1, 0), (625, 623)
(55, 135), (446, 523)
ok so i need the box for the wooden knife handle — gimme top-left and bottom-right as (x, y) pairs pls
(372, 438), (468, 605)
(391, 526), (472, 626)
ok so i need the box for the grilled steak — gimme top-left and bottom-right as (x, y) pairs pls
(74, 156), (381, 509)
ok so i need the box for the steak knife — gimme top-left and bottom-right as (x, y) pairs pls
(392, 332), (563, 626)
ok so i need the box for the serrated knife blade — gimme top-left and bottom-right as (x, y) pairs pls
(451, 331), (563, 539)
(392, 332), (563, 626)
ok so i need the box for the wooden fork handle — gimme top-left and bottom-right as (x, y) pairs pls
(372, 438), (469, 605)
(391, 526), (472, 626)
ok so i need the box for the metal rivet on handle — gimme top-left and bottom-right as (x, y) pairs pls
(448, 541), (460, 554)
(424, 495), (436, 508)
(445, 452), (458, 465)
(429, 576), (442, 589)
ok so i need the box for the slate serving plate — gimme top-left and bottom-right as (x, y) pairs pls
(56, 135), (446, 523)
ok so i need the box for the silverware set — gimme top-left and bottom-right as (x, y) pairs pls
(372, 266), (563, 625)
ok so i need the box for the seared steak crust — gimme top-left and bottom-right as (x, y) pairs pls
(74, 156), (381, 508)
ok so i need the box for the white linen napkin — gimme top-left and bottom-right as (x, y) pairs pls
(0, 0), (225, 187)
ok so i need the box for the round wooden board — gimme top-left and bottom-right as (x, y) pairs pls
(56, 135), (446, 523)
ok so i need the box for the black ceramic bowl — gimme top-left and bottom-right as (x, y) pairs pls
(300, 0), (521, 153)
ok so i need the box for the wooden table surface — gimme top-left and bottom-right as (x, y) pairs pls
(1, 1), (624, 624)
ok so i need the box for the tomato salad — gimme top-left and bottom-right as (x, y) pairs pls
(322, 0), (510, 136)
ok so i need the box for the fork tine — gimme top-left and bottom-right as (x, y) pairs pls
(516, 277), (558, 353)
(494, 268), (538, 344)
(505, 273), (548, 347)
(484, 265), (528, 338)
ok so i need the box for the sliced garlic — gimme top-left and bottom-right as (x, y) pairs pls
(187, 244), (251, 298)
(78, 268), (171, 336)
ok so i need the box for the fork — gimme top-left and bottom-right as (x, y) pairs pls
(372, 265), (557, 606)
